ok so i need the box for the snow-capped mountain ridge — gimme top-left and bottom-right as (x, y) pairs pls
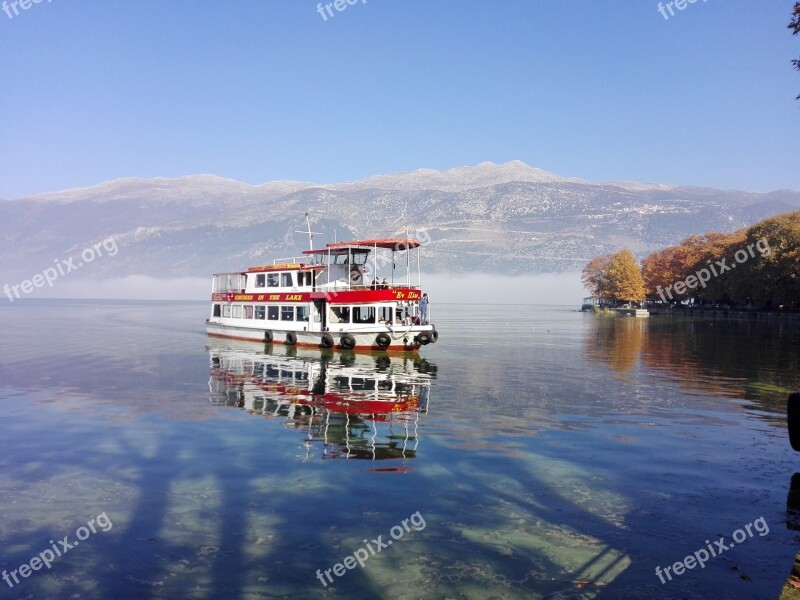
(1, 161), (797, 283)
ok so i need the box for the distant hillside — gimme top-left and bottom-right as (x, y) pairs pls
(1, 161), (799, 285)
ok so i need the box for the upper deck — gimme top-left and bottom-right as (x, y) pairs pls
(212, 237), (423, 304)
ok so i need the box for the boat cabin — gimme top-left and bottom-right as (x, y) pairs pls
(208, 238), (432, 348)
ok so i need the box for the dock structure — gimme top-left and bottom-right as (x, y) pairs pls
(580, 297), (650, 317)
(614, 307), (650, 318)
(581, 296), (601, 311)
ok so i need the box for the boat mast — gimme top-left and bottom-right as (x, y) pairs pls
(295, 213), (321, 252)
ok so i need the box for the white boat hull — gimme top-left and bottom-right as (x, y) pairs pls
(205, 321), (437, 351)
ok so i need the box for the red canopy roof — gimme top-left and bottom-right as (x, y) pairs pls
(303, 238), (421, 254)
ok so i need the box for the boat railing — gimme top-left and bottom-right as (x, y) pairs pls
(273, 257), (306, 265)
(324, 283), (421, 292)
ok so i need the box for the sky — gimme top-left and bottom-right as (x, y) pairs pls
(1, 1), (799, 200)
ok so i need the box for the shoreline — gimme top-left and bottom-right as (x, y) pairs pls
(648, 305), (800, 322)
(584, 305), (800, 322)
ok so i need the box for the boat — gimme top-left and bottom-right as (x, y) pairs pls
(206, 231), (438, 351)
(207, 339), (435, 461)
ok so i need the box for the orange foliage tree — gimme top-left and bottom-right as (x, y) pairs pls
(640, 210), (800, 308)
(583, 249), (646, 304)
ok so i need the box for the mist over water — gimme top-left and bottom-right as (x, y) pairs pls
(13, 272), (587, 306)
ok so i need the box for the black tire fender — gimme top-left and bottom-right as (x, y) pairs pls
(264, 330), (273, 343)
(285, 332), (297, 346)
(375, 333), (391, 348)
(416, 332), (431, 345)
(321, 333), (334, 349)
(340, 334), (356, 349)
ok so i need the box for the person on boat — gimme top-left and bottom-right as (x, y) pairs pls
(420, 293), (429, 324)
(381, 278), (389, 290)
(371, 277), (380, 290)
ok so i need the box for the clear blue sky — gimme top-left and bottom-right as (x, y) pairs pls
(0, 0), (798, 199)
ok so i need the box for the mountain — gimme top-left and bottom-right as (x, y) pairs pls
(1, 161), (799, 286)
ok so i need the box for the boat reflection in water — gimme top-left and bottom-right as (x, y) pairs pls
(207, 341), (436, 464)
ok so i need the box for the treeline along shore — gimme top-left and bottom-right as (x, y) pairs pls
(583, 210), (800, 312)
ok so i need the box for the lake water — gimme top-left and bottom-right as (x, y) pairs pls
(1, 300), (799, 599)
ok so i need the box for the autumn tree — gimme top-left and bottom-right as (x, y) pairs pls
(605, 248), (647, 303)
(683, 230), (747, 304)
(641, 240), (701, 301)
(745, 211), (800, 307)
(637, 209), (800, 309)
(642, 245), (694, 301)
(581, 254), (611, 299)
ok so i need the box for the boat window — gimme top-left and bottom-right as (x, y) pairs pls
(213, 304), (221, 317)
(352, 251), (369, 265)
(281, 306), (294, 321)
(299, 272), (313, 286)
(330, 306), (350, 323)
(232, 305), (243, 319)
(333, 253), (349, 265)
(255, 306), (266, 320)
(350, 377), (376, 391)
(296, 306), (309, 322)
(267, 273), (279, 287)
(353, 306), (376, 324)
(256, 274), (266, 288)
(223, 305), (231, 318)
(379, 305), (392, 323)
(244, 305), (253, 319)
(268, 306), (279, 320)
(281, 273), (293, 287)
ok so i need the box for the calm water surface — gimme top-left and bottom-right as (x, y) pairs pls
(1, 300), (799, 599)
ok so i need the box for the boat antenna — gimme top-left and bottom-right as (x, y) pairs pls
(295, 212), (321, 252)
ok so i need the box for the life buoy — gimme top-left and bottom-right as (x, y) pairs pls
(788, 392), (800, 451)
(350, 266), (362, 284)
(320, 333), (334, 349)
(375, 333), (391, 348)
(264, 330), (273, 343)
(285, 332), (297, 346)
(430, 329), (439, 343)
(340, 334), (356, 349)
(415, 332), (431, 345)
